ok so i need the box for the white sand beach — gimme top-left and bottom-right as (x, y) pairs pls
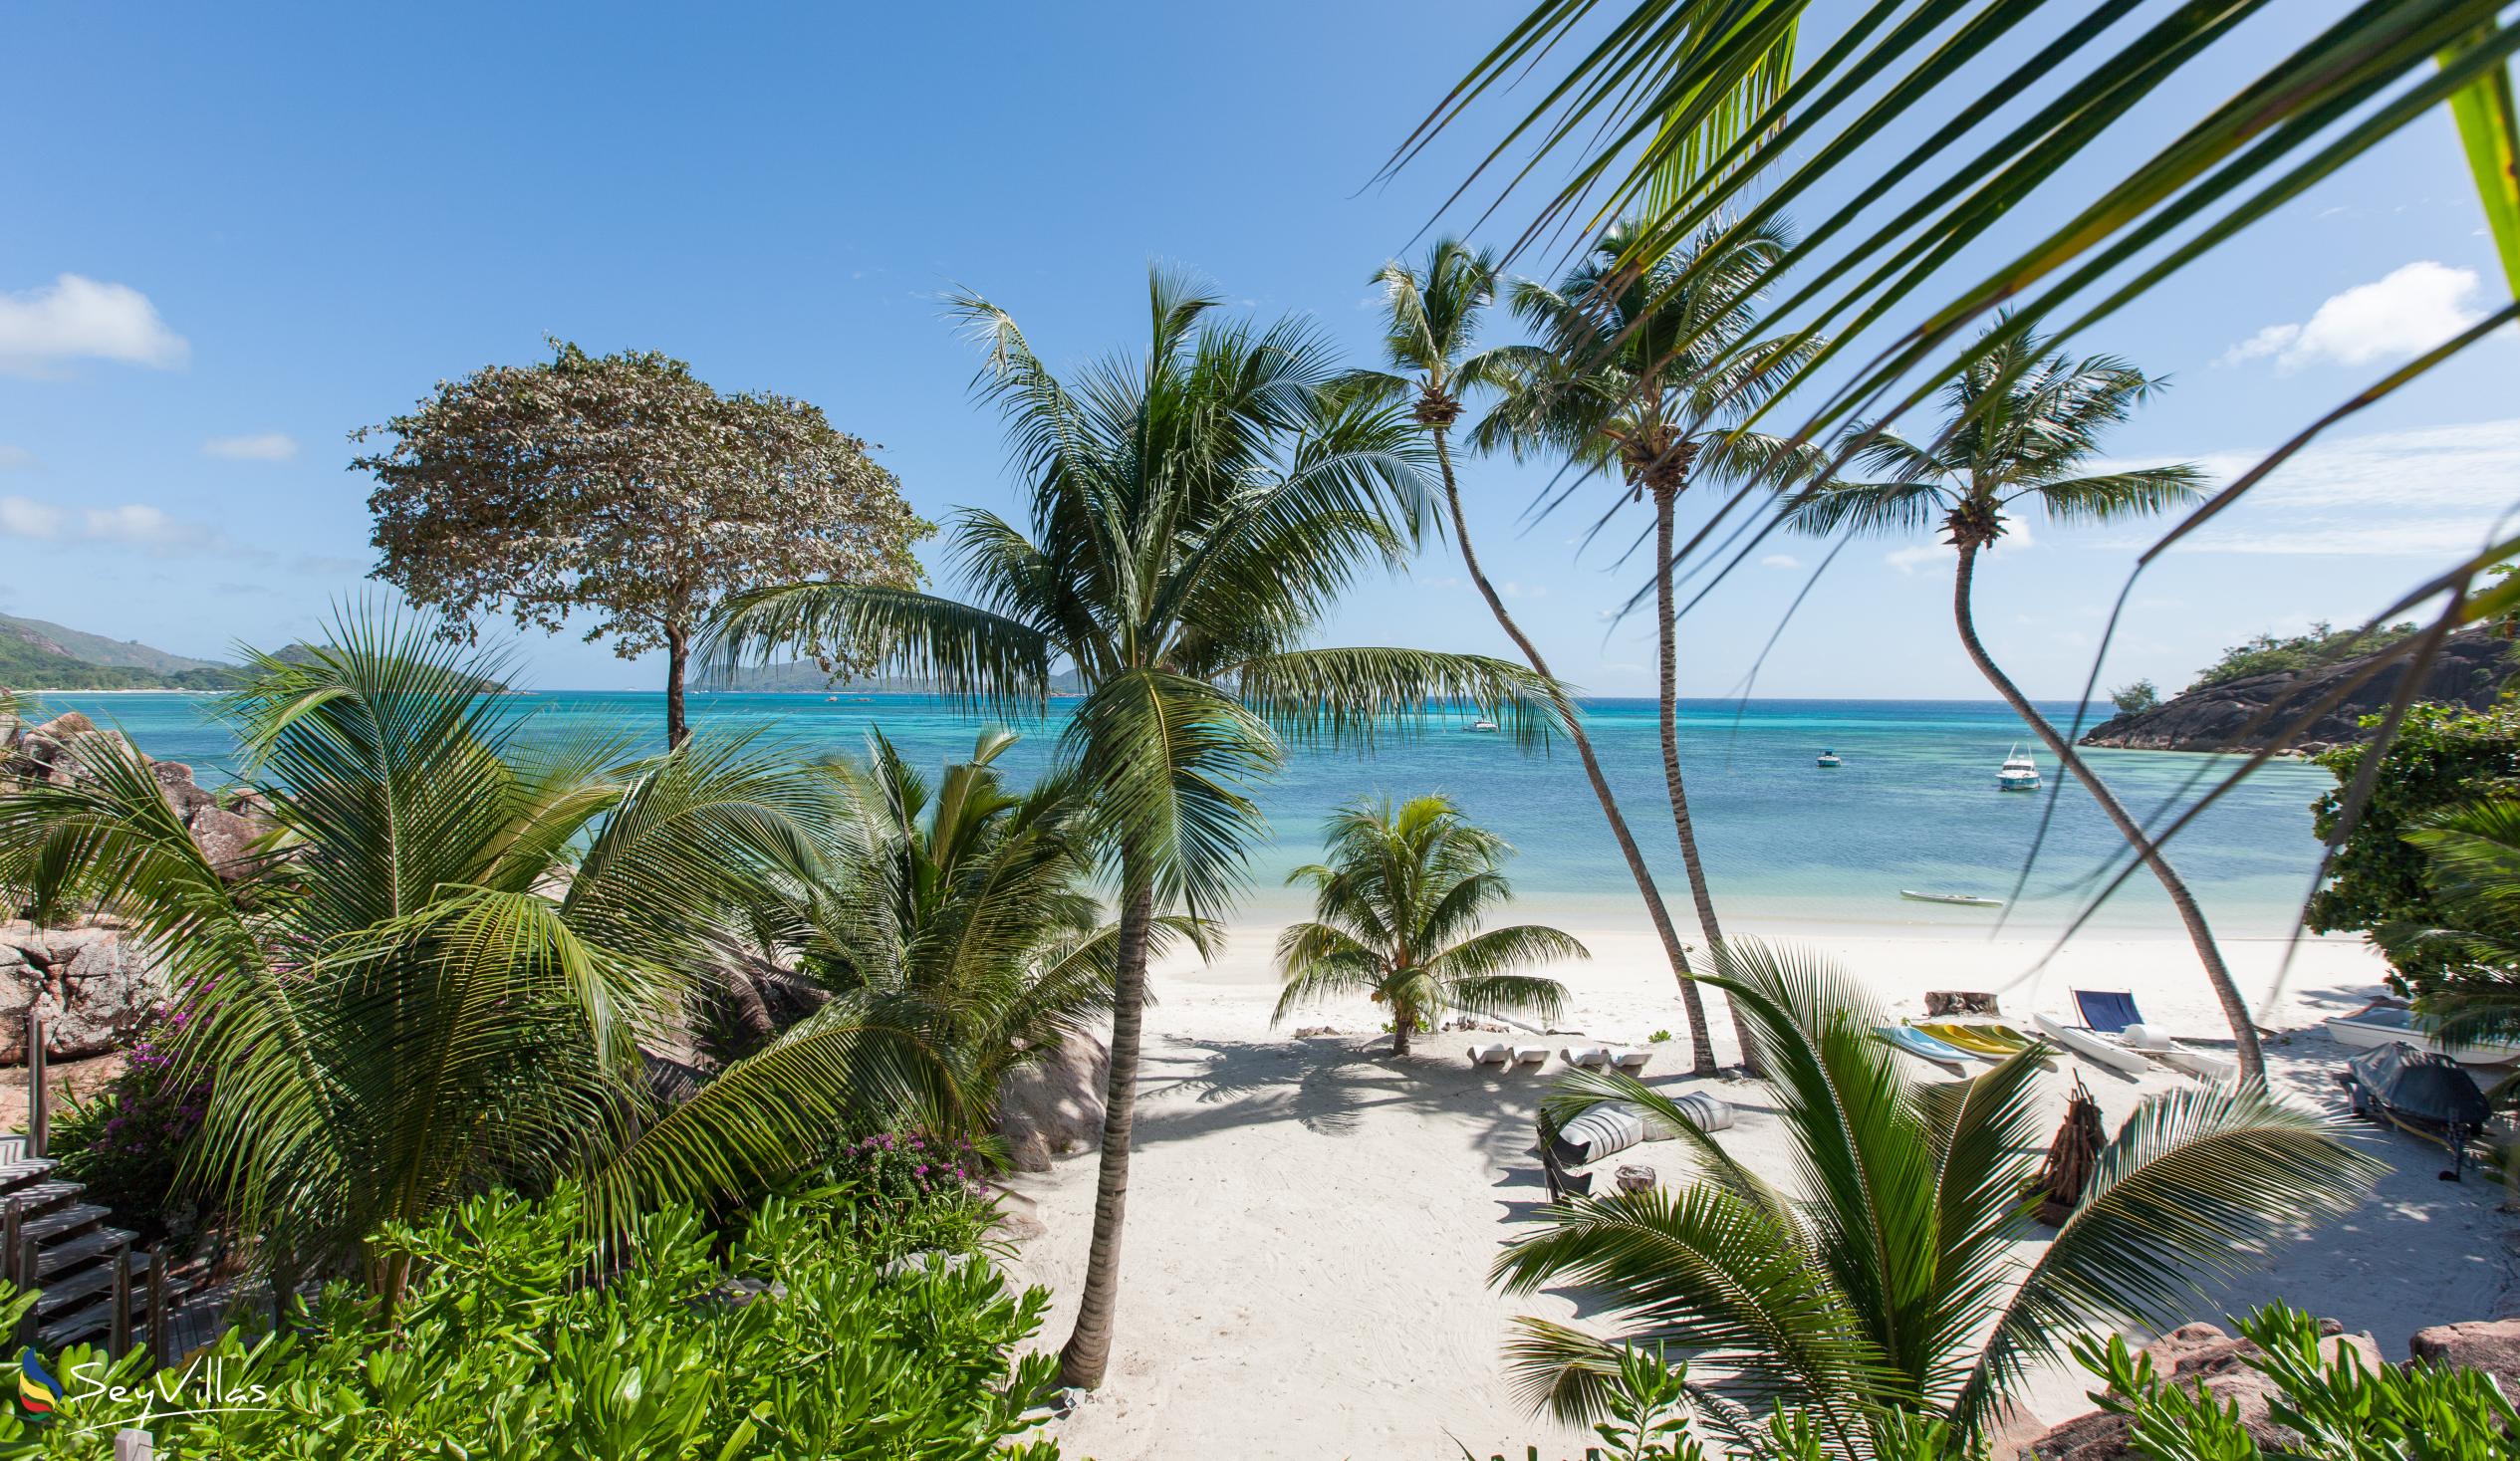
(1005, 921), (2519, 1461)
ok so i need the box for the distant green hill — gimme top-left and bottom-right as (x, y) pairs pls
(0, 634), (238, 690)
(0, 613), (230, 674)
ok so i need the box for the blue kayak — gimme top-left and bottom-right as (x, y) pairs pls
(1875, 1025), (1973, 1067)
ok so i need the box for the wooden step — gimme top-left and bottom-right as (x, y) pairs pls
(4, 1180), (87, 1220)
(21, 1203), (109, 1247)
(32, 1250), (154, 1316)
(0, 1158), (60, 1195)
(31, 1226), (134, 1280)
(35, 1302), (109, 1350)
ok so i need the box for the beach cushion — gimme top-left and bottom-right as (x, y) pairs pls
(1556, 1102), (1647, 1163)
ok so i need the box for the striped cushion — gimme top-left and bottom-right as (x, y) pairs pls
(1558, 1103), (1646, 1163)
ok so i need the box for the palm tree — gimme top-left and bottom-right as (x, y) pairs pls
(1778, 327), (2263, 1080)
(705, 270), (1558, 1389)
(0, 616), (951, 1307)
(1494, 940), (2377, 1449)
(1344, 239), (1730, 1077)
(770, 728), (1207, 1117)
(2378, 797), (2520, 1050)
(1483, 216), (1821, 1074)
(1273, 793), (1582, 1056)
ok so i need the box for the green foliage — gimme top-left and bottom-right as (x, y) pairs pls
(1274, 793), (1581, 1054)
(2110, 679), (2160, 715)
(0, 636), (234, 691)
(2191, 620), (2417, 691)
(2075, 1304), (2520, 1461)
(0, 613), (962, 1289)
(1491, 941), (2378, 1444)
(2307, 702), (2520, 993)
(47, 1018), (209, 1247)
(0, 1184), (1061, 1459)
(805, 1130), (995, 1254)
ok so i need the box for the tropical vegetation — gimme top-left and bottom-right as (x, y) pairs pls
(354, 340), (933, 746)
(1273, 794), (1580, 1057)
(1492, 941), (2376, 1444)
(2310, 702), (2520, 993)
(2107, 678), (2158, 716)
(2192, 620), (2422, 691)
(0, 618), (956, 1304)
(1779, 325), (2267, 1080)
(0, 1182), (1061, 1460)
(1482, 1304), (2517, 1461)
(704, 270), (1558, 1388)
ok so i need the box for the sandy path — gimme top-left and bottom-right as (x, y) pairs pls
(1004, 923), (2519, 1460)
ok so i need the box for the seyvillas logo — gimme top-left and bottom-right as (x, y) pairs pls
(17, 1348), (64, 1415)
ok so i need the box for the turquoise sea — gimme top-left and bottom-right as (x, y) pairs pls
(25, 690), (2336, 937)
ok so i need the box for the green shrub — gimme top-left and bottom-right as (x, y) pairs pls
(802, 1130), (997, 1255)
(2109, 677), (2159, 714)
(0, 1183), (1062, 1459)
(47, 1019), (208, 1248)
(2192, 619), (2415, 690)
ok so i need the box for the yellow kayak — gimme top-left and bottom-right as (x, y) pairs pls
(1913, 1021), (2043, 1060)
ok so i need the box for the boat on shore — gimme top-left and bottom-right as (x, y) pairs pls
(2325, 1001), (2520, 1066)
(1900, 889), (2003, 907)
(1997, 744), (2040, 792)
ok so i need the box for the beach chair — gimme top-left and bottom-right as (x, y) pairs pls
(1510, 1045), (1551, 1071)
(2072, 989), (2143, 1035)
(1466, 1043), (1512, 1068)
(1536, 1114), (1595, 1203)
(1611, 1048), (1652, 1074)
(1560, 1046), (1612, 1069)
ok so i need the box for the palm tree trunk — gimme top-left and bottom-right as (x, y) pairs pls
(1057, 867), (1154, 1388)
(1652, 486), (1764, 1075)
(1951, 544), (2264, 1082)
(1431, 428), (1722, 1076)
(1391, 1000), (1414, 1058)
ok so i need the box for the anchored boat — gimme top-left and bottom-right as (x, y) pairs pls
(1900, 889), (2003, 908)
(1817, 748), (1842, 767)
(1997, 744), (2041, 792)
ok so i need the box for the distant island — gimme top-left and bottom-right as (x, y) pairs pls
(1, 614), (507, 694)
(2082, 621), (2517, 753)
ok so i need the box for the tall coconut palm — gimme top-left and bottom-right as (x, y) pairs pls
(0, 617), (951, 1306)
(705, 270), (1558, 1389)
(1483, 216), (1822, 1073)
(1778, 327), (2260, 1079)
(1495, 940), (2377, 1449)
(1344, 239), (1728, 1076)
(1273, 793), (1582, 1056)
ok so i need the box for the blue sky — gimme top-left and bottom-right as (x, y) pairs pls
(3, 2), (2512, 698)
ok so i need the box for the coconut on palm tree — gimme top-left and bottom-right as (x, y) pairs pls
(1274, 793), (1581, 1056)
(1495, 941), (2377, 1449)
(1483, 216), (1823, 1074)
(1778, 326), (2261, 1079)
(705, 270), (1559, 1389)
(1343, 239), (1730, 1077)
(0, 617), (952, 1306)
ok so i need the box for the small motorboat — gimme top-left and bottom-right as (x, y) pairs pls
(2324, 1001), (2520, 1066)
(1900, 889), (2004, 908)
(1998, 744), (2041, 792)
(1817, 749), (1843, 768)
(2335, 1041), (2498, 1180)
(1468, 718), (1501, 733)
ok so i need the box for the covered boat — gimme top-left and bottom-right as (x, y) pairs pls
(2337, 1042), (2497, 1180)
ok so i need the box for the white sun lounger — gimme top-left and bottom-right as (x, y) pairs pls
(1560, 1046), (1612, 1069)
(1511, 1045), (1551, 1069)
(1611, 1048), (1652, 1073)
(1467, 1043), (1512, 1068)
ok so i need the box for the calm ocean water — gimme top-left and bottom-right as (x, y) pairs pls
(25, 690), (2336, 937)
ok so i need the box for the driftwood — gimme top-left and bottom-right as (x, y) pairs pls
(2034, 1077), (2107, 1225)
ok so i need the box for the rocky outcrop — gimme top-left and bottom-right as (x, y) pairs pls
(993, 1031), (1109, 1172)
(2, 715), (276, 883)
(2080, 627), (2516, 754)
(2023, 1320), (2383, 1460)
(0, 916), (168, 1062)
(2408, 1318), (2520, 1396)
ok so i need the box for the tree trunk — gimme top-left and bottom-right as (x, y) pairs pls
(1951, 544), (2264, 1082)
(1057, 869), (1155, 1388)
(1431, 428), (1721, 1076)
(1652, 486), (1764, 1075)
(663, 621), (691, 750)
(1391, 999), (1414, 1058)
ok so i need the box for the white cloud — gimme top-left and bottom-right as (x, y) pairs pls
(2220, 261), (2482, 370)
(202, 431), (299, 461)
(0, 446), (35, 471)
(1760, 553), (1800, 569)
(0, 494), (228, 554)
(0, 496), (67, 538)
(0, 274), (189, 376)
(1500, 581), (1548, 600)
(1886, 545), (1942, 574)
(2097, 417), (2520, 557)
